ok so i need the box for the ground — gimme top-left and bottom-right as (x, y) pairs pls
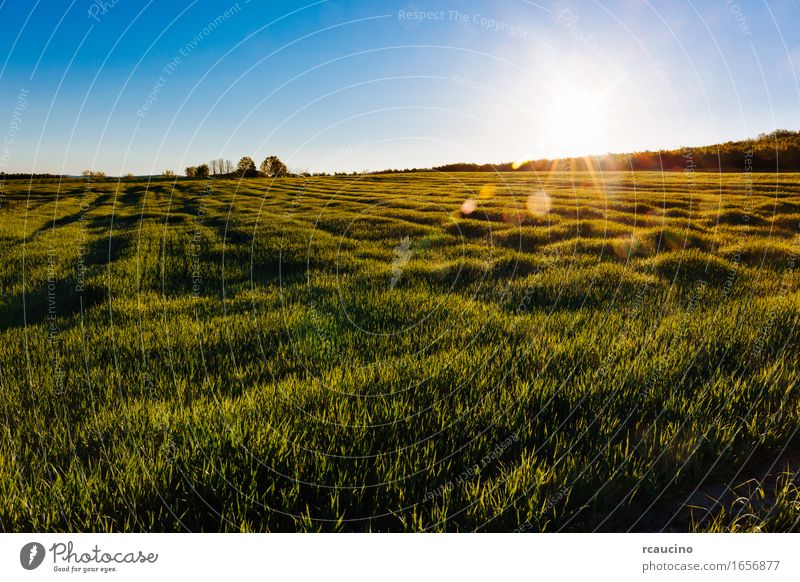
(0, 171), (798, 532)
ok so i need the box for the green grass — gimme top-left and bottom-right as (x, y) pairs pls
(0, 171), (798, 532)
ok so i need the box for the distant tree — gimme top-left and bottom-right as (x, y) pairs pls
(185, 166), (197, 178)
(195, 163), (210, 179)
(81, 170), (106, 179)
(124, 173), (135, 180)
(223, 159), (235, 174)
(210, 158), (226, 175)
(260, 155), (288, 178)
(236, 156), (257, 177)
(162, 169), (176, 178)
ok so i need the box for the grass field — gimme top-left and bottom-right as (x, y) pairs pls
(0, 170), (799, 532)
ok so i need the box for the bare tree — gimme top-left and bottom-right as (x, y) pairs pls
(223, 159), (235, 174)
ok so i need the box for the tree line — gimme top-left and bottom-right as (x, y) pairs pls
(182, 155), (289, 179)
(3, 130), (797, 180)
(376, 129), (800, 174)
(0, 155), (293, 181)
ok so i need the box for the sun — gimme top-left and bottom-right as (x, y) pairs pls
(510, 63), (629, 168)
(548, 92), (602, 141)
(512, 89), (606, 168)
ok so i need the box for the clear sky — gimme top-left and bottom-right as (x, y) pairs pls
(0, 0), (798, 174)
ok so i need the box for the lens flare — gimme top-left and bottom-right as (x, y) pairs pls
(613, 235), (639, 259)
(478, 185), (496, 199)
(526, 191), (551, 216)
(461, 198), (477, 216)
(502, 211), (525, 225)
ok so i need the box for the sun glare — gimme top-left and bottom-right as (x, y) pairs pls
(548, 92), (601, 141)
(513, 89), (605, 169)
(511, 66), (626, 168)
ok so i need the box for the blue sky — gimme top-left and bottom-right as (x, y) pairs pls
(0, 0), (798, 174)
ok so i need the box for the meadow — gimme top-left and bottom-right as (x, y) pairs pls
(0, 170), (798, 532)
